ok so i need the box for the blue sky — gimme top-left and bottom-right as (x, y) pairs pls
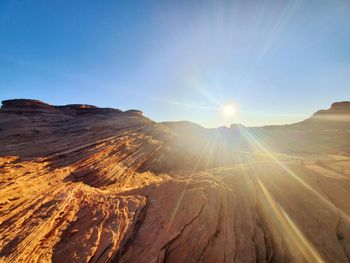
(1, 0), (349, 127)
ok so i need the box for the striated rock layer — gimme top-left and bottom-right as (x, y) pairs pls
(1, 99), (350, 263)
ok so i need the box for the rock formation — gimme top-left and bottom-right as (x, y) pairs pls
(1, 99), (350, 262)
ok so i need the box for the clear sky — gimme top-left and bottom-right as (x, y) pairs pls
(1, 0), (349, 127)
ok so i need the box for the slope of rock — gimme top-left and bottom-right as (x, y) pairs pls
(289, 101), (350, 130)
(1, 99), (350, 262)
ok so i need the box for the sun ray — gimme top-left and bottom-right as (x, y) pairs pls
(166, 129), (220, 232)
(256, 177), (326, 263)
(239, 126), (350, 222)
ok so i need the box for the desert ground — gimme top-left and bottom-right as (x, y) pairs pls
(0, 99), (350, 262)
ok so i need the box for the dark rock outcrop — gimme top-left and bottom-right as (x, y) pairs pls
(125, 109), (143, 115)
(314, 101), (350, 116)
(1, 99), (124, 116)
(1, 99), (52, 109)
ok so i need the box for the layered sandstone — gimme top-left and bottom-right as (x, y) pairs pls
(1, 99), (350, 262)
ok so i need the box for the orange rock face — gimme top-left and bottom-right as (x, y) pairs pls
(1, 99), (350, 262)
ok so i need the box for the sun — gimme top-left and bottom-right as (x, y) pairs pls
(221, 104), (236, 117)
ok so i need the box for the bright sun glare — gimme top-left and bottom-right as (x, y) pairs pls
(221, 104), (236, 117)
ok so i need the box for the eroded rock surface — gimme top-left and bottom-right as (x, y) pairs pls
(1, 99), (350, 262)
